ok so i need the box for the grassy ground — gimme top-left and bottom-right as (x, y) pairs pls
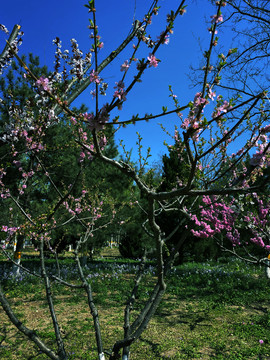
(0, 249), (270, 359)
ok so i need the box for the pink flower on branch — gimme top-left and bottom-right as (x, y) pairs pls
(120, 60), (130, 72)
(208, 26), (218, 35)
(36, 77), (51, 91)
(113, 81), (127, 103)
(211, 14), (223, 24)
(190, 196), (238, 242)
(113, 89), (127, 102)
(1, 226), (18, 235)
(157, 32), (170, 45)
(83, 104), (110, 132)
(207, 88), (216, 101)
(147, 53), (159, 68)
(194, 92), (208, 107)
(89, 69), (101, 84)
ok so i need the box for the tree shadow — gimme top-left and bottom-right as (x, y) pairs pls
(138, 336), (169, 359)
(0, 325), (44, 360)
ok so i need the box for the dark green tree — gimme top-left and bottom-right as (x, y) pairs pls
(157, 135), (221, 263)
(0, 54), (133, 253)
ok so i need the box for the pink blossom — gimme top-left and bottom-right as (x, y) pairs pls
(211, 14), (223, 24)
(36, 77), (51, 91)
(84, 105), (109, 132)
(120, 60), (130, 72)
(113, 81), (127, 102)
(70, 117), (77, 125)
(147, 54), (159, 68)
(89, 69), (101, 84)
(179, 8), (187, 15)
(1, 226), (18, 235)
(79, 152), (85, 162)
(212, 100), (232, 118)
(113, 89), (127, 101)
(208, 27), (218, 35)
(194, 92), (208, 106)
(208, 89), (216, 100)
(68, 209), (75, 216)
(259, 134), (267, 143)
(181, 118), (190, 129)
(157, 32), (170, 45)
(190, 196), (239, 242)
(99, 136), (107, 148)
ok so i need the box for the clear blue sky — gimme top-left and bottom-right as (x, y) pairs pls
(1, 0), (234, 164)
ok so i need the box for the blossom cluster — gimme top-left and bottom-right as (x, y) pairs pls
(89, 69), (101, 84)
(211, 97), (232, 119)
(191, 194), (270, 252)
(83, 104), (110, 132)
(36, 76), (51, 92)
(241, 194), (270, 251)
(147, 53), (159, 68)
(113, 80), (127, 103)
(190, 196), (240, 245)
(250, 128), (270, 168)
(211, 14), (223, 24)
(181, 92), (210, 140)
(62, 190), (103, 223)
(1, 225), (18, 235)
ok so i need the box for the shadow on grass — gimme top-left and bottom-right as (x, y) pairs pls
(138, 336), (170, 360)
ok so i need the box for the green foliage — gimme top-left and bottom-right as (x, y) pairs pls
(118, 222), (148, 259)
(0, 54), (134, 252)
(159, 138), (191, 192)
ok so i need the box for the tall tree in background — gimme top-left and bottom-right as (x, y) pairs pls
(0, 54), (132, 253)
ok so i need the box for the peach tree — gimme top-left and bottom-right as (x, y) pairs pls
(0, 1), (270, 359)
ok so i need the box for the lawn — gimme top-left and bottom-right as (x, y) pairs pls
(0, 250), (270, 359)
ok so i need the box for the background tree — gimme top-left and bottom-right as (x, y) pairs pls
(0, 54), (133, 256)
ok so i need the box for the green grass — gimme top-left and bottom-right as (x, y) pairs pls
(0, 253), (270, 359)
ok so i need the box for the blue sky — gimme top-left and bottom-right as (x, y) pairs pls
(1, 0), (234, 164)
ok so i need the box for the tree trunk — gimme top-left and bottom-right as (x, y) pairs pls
(12, 235), (24, 277)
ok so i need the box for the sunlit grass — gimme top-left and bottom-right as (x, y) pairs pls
(0, 252), (270, 359)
